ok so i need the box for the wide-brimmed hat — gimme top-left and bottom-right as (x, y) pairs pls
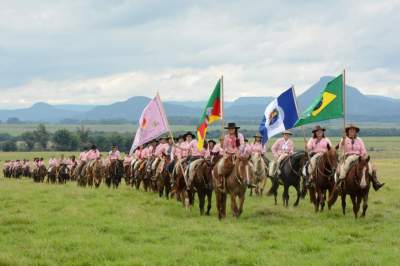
(224, 122), (240, 129)
(159, 135), (169, 140)
(312, 125), (326, 133)
(91, 144), (97, 150)
(184, 131), (196, 139)
(345, 124), (360, 133)
(207, 139), (216, 145)
(254, 132), (263, 138)
(282, 130), (293, 135)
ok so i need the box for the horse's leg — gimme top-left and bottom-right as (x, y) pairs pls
(249, 188), (253, 197)
(321, 190), (326, 211)
(355, 195), (361, 218)
(206, 190), (212, 215)
(350, 195), (358, 218)
(198, 190), (205, 215)
(341, 194), (346, 215)
(222, 193), (227, 219)
(328, 186), (339, 210)
(283, 185), (289, 207)
(238, 192), (245, 216)
(293, 183), (301, 207)
(230, 194), (239, 217)
(361, 193), (368, 218)
(216, 192), (222, 219)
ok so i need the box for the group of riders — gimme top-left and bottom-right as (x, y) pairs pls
(3, 122), (384, 194)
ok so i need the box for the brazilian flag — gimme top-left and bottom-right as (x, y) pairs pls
(295, 74), (344, 127)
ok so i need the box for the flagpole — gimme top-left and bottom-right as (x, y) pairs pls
(220, 75), (224, 139)
(292, 85), (310, 159)
(342, 69), (346, 134)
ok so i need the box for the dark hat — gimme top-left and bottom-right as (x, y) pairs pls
(345, 124), (360, 133)
(111, 144), (117, 148)
(312, 125), (326, 133)
(282, 130), (293, 135)
(91, 144), (97, 150)
(184, 131), (196, 139)
(244, 138), (249, 142)
(207, 139), (216, 145)
(159, 135), (169, 140)
(254, 132), (263, 138)
(224, 122), (240, 129)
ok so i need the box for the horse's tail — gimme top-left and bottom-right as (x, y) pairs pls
(267, 177), (279, 195)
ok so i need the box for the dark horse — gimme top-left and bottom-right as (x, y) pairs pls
(308, 145), (339, 212)
(57, 163), (70, 184)
(329, 156), (373, 218)
(106, 159), (124, 188)
(269, 151), (308, 207)
(32, 165), (46, 183)
(187, 158), (214, 215)
(155, 156), (171, 199)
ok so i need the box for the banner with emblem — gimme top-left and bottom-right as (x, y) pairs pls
(295, 74), (344, 127)
(259, 87), (299, 144)
(196, 79), (222, 150)
(129, 94), (170, 155)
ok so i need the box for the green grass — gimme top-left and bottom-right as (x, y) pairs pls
(1, 139), (400, 265)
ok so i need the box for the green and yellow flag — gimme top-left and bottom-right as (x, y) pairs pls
(295, 74), (344, 127)
(197, 79), (222, 150)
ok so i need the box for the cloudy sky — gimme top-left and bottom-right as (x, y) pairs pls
(1, 0), (399, 108)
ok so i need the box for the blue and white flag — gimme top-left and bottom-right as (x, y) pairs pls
(259, 87), (299, 144)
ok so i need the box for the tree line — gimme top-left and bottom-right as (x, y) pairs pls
(1, 124), (400, 152)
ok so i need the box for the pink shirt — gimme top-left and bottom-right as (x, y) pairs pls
(38, 161), (45, 167)
(223, 133), (245, 154)
(173, 146), (182, 160)
(123, 155), (133, 164)
(134, 149), (142, 160)
(271, 138), (294, 159)
(241, 143), (253, 156)
(86, 149), (100, 160)
(79, 152), (87, 162)
(212, 143), (224, 155)
(108, 150), (121, 160)
(251, 143), (265, 154)
(155, 143), (169, 157)
(189, 140), (205, 157)
(48, 159), (57, 167)
(307, 137), (332, 154)
(179, 142), (190, 158)
(340, 137), (367, 157)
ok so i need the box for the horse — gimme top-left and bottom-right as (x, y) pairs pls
(132, 159), (147, 190)
(171, 159), (190, 208)
(32, 165), (47, 183)
(12, 165), (23, 178)
(3, 165), (11, 178)
(123, 163), (132, 186)
(69, 163), (77, 181)
(250, 153), (268, 196)
(269, 151), (308, 207)
(308, 145), (339, 212)
(75, 161), (88, 187)
(106, 159), (124, 188)
(47, 166), (57, 183)
(212, 154), (253, 219)
(57, 163), (70, 184)
(154, 155), (171, 199)
(330, 156), (373, 218)
(187, 158), (214, 215)
(23, 164), (31, 178)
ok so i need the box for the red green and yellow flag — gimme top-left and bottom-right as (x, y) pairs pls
(197, 79), (222, 150)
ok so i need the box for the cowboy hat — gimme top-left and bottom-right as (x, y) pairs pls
(254, 132), (263, 138)
(312, 125), (326, 133)
(282, 130), (293, 135)
(183, 131), (196, 139)
(345, 124), (360, 133)
(224, 122), (240, 129)
(207, 139), (216, 145)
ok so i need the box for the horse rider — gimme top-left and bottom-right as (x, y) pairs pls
(270, 130), (294, 177)
(182, 131), (205, 186)
(336, 124), (384, 191)
(217, 122), (245, 191)
(251, 133), (269, 164)
(48, 156), (57, 173)
(108, 145), (121, 162)
(306, 125), (332, 183)
(123, 151), (133, 167)
(205, 139), (216, 159)
(76, 146), (88, 177)
(152, 136), (169, 171)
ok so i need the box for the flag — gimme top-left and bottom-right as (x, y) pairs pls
(295, 74), (343, 127)
(197, 79), (222, 150)
(129, 94), (169, 155)
(259, 87), (299, 144)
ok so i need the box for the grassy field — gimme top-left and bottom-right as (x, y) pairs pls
(0, 139), (399, 265)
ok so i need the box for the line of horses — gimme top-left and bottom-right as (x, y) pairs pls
(2, 146), (377, 219)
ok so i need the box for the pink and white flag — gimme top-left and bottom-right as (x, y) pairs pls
(129, 94), (170, 155)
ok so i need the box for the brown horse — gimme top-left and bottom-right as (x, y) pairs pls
(172, 159), (189, 208)
(124, 163), (132, 186)
(32, 165), (46, 182)
(330, 156), (373, 218)
(308, 145), (339, 212)
(187, 158), (214, 215)
(250, 153), (268, 196)
(88, 159), (105, 188)
(213, 155), (253, 219)
(154, 156), (171, 199)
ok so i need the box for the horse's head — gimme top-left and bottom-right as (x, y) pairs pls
(355, 156), (371, 189)
(236, 155), (253, 186)
(210, 153), (222, 166)
(325, 144), (339, 173)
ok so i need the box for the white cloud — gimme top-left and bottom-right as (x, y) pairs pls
(0, 0), (399, 108)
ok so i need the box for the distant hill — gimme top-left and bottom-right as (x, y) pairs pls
(0, 77), (399, 123)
